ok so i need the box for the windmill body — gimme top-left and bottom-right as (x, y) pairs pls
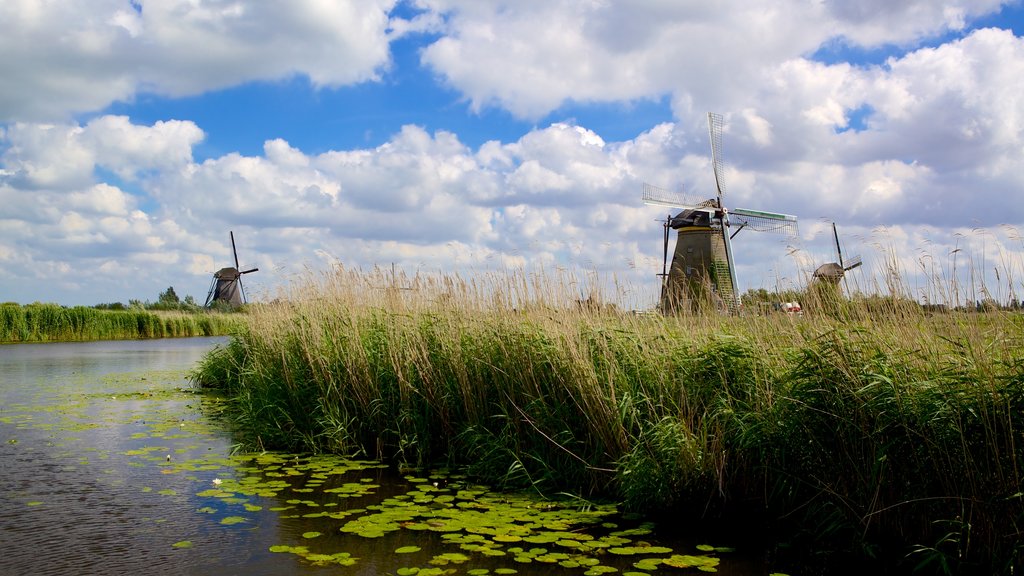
(204, 232), (258, 308)
(209, 267), (245, 307)
(661, 205), (735, 311)
(644, 113), (798, 313)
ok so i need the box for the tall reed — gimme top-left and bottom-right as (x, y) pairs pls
(191, 265), (1024, 572)
(0, 302), (243, 343)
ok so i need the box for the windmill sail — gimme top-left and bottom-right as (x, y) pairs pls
(730, 208), (799, 236)
(708, 112), (727, 200)
(642, 183), (711, 211)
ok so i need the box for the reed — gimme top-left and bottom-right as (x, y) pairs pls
(191, 264), (1024, 572)
(0, 302), (243, 343)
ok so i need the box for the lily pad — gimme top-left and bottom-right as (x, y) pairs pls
(269, 545), (310, 554)
(395, 546), (422, 554)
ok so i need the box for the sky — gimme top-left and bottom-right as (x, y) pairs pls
(2, 0), (1023, 309)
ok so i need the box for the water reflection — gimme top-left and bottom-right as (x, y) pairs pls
(0, 337), (294, 576)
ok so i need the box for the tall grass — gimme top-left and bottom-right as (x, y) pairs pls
(191, 265), (1024, 572)
(0, 302), (243, 343)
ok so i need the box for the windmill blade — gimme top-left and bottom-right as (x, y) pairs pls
(730, 207), (799, 237)
(831, 222), (862, 271)
(642, 183), (710, 211)
(708, 112), (727, 202)
(230, 231), (240, 270)
(240, 267), (259, 275)
(832, 222), (844, 267)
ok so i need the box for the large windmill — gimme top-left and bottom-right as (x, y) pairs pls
(644, 112), (799, 312)
(812, 222), (862, 288)
(204, 231), (259, 308)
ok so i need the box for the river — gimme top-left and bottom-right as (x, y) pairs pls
(0, 337), (773, 576)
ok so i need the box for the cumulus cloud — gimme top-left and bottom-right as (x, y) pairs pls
(0, 114), (672, 304)
(0, 0), (397, 121)
(415, 0), (1007, 119)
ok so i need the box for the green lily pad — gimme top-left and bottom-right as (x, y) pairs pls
(302, 531), (322, 539)
(171, 540), (193, 549)
(269, 545), (309, 554)
(220, 516), (246, 525)
(395, 546), (421, 554)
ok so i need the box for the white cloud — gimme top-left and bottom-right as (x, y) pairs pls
(83, 116), (204, 179)
(67, 183), (134, 216)
(0, 0), (397, 121)
(415, 0), (1008, 120)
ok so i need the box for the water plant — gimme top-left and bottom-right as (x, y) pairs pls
(191, 264), (1024, 572)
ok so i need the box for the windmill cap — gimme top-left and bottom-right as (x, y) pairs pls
(813, 262), (844, 279)
(214, 267), (240, 279)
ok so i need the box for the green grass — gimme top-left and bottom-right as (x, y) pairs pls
(0, 302), (244, 343)
(190, 266), (1024, 573)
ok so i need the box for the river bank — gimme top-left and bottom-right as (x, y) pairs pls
(0, 302), (244, 343)
(191, 267), (1024, 573)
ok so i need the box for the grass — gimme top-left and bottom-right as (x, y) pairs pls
(190, 264), (1024, 573)
(0, 302), (244, 343)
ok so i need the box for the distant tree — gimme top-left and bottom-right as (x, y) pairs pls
(158, 286), (180, 305)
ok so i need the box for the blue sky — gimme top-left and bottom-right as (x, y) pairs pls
(2, 0), (1024, 307)
(99, 34), (678, 159)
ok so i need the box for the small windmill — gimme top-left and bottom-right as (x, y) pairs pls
(812, 222), (861, 287)
(204, 231), (258, 308)
(644, 112), (799, 312)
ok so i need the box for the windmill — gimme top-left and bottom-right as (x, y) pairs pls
(644, 112), (799, 312)
(204, 231), (258, 308)
(812, 222), (862, 287)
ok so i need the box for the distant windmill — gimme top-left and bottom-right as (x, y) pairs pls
(644, 112), (799, 312)
(204, 231), (258, 308)
(812, 222), (862, 288)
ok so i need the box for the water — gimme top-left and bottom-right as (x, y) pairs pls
(0, 338), (771, 575)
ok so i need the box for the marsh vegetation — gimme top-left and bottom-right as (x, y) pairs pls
(0, 338), (760, 576)
(191, 263), (1024, 574)
(0, 302), (244, 343)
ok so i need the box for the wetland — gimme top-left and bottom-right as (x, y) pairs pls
(0, 337), (769, 575)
